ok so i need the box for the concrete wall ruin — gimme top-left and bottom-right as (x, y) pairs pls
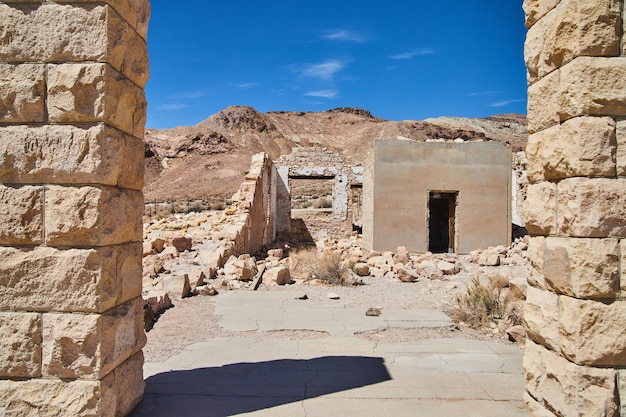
(276, 147), (363, 238)
(522, 0), (626, 415)
(363, 140), (512, 254)
(0, 1), (149, 415)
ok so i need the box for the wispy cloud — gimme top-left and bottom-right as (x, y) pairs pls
(298, 59), (348, 80)
(489, 99), (526, 107)
(321, 29), (367, 42)
(157, 103), (187, 111)
(390, 49), (435, 60)
(231, 82), (259, 88)
(305, 89), (339, 99)
(167, 91), (205, 100)
(469, 90), (502, 97)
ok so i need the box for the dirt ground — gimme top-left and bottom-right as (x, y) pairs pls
(143, 264), (525, 363)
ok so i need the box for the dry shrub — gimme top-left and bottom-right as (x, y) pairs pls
(452, 275), (511, 329)
(291, 249), (348, 285)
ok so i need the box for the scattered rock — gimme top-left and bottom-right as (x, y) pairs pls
(265, 265), (292, 285)
(396, 266), (419, 282)
(328, 292), (340, 300)
(267, 248), (284, 259)
(506, 325), (527, 343)
(187, 270), (206, 287)
(437, 260), (459, 275)
(353, 262), (370, 276)
(159, 246), (180, 260)
(296, 294), (309, 300)
(366, 307), (382, 316)
(170, 236), (193, 252)
(393, 246), (410, 264)
(478, 252), (501, 266)
(162, 274), (191, 299)
(197, 285), (219, 296)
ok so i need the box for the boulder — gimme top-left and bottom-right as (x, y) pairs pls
(187, 269), (206, 287)
(393, 246), (410, 264)
(437, 260), (459, 275)
(396, 266), (419, 282)
(159, 246), (179, 260)
(162, 274), (191, 299)
(353, 262), (370, 276)
(151, 238), (166, 253)
(506, 325), (527, 343)
(223, 256), (258, 281)
(267, 248), (283, 259)
(478, 252), (501, 266)
(265, 265), (292, 285)
(170, 236), (192, 252)
(142, 241), (154, 257)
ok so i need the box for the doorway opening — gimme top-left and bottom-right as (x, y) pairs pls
(428, 191), (457, 253)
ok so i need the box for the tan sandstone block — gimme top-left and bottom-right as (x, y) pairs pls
(526, 236), (547, 289)
(47, 63), (146, 137)
(557, 178), (626, 238)
(522, 0), (560, 28)
(559, 296), (626, 366)
(525, 0), (621, 83)
(621, 239), (626, 295)
(524, 393), (558, 417)
(0, 244), (141, 313)
(53, 0), (150, 40)
(109, 351), (144, 416)
(0, 124), (143, 189)
(42, 297), (146, 379)
(0, 3), (148, 87)
(523, 182), (557, 236)
(524, 339), (618, 417)
(558, 57), (626, 120)
(523, 286), (560, 352)
(0, 63), (45, 123)
(0, 378), (108, 417)
(0, 184), (42, 245)
(616, 119), (626, 176)
(526, 116), (616, 182)
(543, 237), (619, 299)
(527, 68), (560, 133)
(45, 185), (143, 246)
(0, 312), (41, 378)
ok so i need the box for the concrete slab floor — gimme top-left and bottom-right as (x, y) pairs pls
(130, 290), (530, 417)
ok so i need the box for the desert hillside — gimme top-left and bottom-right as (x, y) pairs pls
(144, 106), (527, 203)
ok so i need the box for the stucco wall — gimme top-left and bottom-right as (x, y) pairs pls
(364, 140), (511, 254)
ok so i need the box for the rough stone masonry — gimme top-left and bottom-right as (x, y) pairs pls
(0, 1), (150, 415)
(522, 0), (626, 416)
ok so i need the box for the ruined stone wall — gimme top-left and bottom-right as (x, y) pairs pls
(224, 153), (277, 256)
(522, 1), (626, 415)
(0, 1), (149, 415)
(276, 147), (363, 236)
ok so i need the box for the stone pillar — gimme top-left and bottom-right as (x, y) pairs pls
(522, 1), (626, 416)
(0, 1), (149, 415)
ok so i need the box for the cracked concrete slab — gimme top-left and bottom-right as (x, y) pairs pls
(131, 289), (530, 417)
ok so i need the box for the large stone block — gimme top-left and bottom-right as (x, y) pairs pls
(45, 185), (143, 246)
(52, 0), (151, 40)
(543, 237), (619, 299)
(619, 370), (626, 417)
(47, 63), (146, 137)
(525, 0), (621, 83)
(558, 57), (626, 120)
(557, 178), (626, 238)
(524, 339), (618, 417)
(616, 119), (626, 176)
(42, 298), (146, 379)
(522, 0), (560, 28)
(0, 312), (41, 378)
(108, 351), (144, 416)
(0, 4), (147, 87)
(559, 296), (626, 366)
(0, 184), (43, 245)
(527, 68), (560, 133)
(0, 63), (45, 123)
(523, 286), (560, 353)
(523, 182), (556, 235)
(0, 124), (143, 189)
(526, 236), (547, 289)
(0, 378), (105, 417)
(0, 244), (141, 313)
(526, 116), (616, 182)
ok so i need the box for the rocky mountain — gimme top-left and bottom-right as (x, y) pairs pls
(144, 106), (527, 203)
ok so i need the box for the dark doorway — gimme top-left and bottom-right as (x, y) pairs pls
(428, 192), (457, 253)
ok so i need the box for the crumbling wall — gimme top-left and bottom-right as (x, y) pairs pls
(0, 1), (149, 415)
(276, 147), (363, 237)
(522, 1), (626, 415)
(222, 153), (277, 256)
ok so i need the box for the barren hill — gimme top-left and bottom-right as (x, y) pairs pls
(144, 106), (527, 202)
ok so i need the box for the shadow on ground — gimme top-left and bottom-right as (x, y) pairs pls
(130, 356), (391, 417)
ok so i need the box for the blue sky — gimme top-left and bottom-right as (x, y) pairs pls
(146, 1), (528, 128)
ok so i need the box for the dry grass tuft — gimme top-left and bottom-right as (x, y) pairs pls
(291, 249), (349, 286)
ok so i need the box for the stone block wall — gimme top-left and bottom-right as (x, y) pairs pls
(224, 153), (277, 256)
(0, 1), (149, 415)
(276, 147), (363, 236)
(523, 1), (626, 415)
